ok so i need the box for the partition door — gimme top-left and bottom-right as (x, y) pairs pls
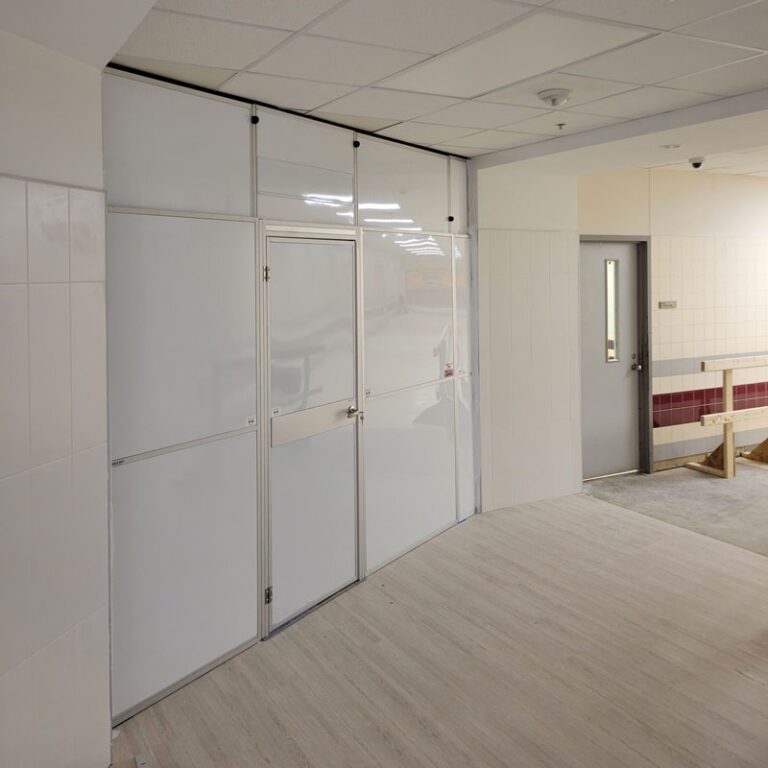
(268, 236), (360, 628)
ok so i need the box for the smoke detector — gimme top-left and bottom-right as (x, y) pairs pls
(537, 88), (572, 108)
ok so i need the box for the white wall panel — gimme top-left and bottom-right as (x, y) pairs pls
(456, 376), (476, 520)
(103, 74), (251, 215)
(357, 137), (449, 233)
(257, 109), (354, 224)
(110, 432), (259, 718)
(271, 425), (357, 626)
(107, 213), (256, 459)
(449, 157), (468, 234)
(454, 236), (472, 376)
(365, 381), (456, 571)
(364, 231), (453, 396)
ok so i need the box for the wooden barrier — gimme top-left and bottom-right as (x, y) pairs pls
(686, 355), (768, 479)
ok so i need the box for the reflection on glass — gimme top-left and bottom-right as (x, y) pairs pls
(605, 259), (619, 363)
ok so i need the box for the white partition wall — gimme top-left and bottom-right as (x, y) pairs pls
(103, 71), (476, 719)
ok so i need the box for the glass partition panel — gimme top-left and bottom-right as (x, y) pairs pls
(605, 258), (619, 362)
(449, 157), (468, 234)
(454, 237), (472, 376)
(257, 109), (354, 224)
(364, 230), (453, 397)
(357, 137), (449, 233)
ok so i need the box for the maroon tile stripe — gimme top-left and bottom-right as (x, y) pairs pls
(653, 383), (768, 427)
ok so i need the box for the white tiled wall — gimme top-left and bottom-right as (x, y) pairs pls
(0, 176), (110, 768)
(478, 228), (582, 509)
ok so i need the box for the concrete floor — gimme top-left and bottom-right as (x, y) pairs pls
(585, 460), (768, 558)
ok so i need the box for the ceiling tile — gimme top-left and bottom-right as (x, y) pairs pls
(449, 129), (546, 149)
(480, 72), (637, 108)
(547, 0), (756, 31)
(221, 72), (356, 110)
(417, 100), (547, 128)
(118, 9), (290, 69)
(571, 85), (716, 118)
(379, 12), (649, 97)
(432, 145), (491, 157)
(506, 109), (622, 135)
(309, 0), (532, 55)
(310, 112), (400, 132)
(317, 88), (459, 120)
(251, 34), (427, 86)
(679, 2), (768, 51)
(565, 33), (759, 84)
(662, 53), (768, 95)
(153, 0), (344, 30)
(376, 122), (479, 144)
(109, 55), (237, 88)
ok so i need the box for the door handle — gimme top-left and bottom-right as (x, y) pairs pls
(632, 363), (643, 372)
(346, 405), (360, 418)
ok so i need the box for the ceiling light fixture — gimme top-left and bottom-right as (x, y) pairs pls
(537, 88), (571, 108)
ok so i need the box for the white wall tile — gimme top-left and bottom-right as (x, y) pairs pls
(0, 177), (27, 283)
(0, 650), (34, 768)
(71, 283), (106, 452)
(27, 183), (69, 283)
(29, 284), (71, 466)
(0, 285), (29, 479)
(73, 607), (111, 768)
(69, 190), (105, 282)
(70, 446), (108, 626)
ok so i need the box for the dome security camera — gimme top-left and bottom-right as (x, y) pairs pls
(690, 157), (705, 169)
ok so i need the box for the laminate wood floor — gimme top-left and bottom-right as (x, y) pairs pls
(112, 494), (768, 768)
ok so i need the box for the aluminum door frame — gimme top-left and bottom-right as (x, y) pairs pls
(258, 223), (364, 637)
(580, 236), (653, 475)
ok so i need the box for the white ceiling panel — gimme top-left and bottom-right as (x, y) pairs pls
(317, 88), (459, 120)
(480, 72), (637, 108)
(434, 145), (491, 156)
(451, 129), (546, 149)
(662, 53), (768, 95)
(309, 0), (532, 55)
(153, 0), (344, 30)
(111, 54), (237, 87)
(507, 109), (622, 135)
(565, 33), (759, 84)
(572, 85), (716, 118)
(310, 112), (400, 132)
(221, 72), (355, 110)
(376, 122), (479, 144)
(547, 0), (756, 31)
(119, 9), (290, 69)
(379, 12), (650, 97)
(418, 100), (546, 129)
(251, 34), (427, 85)
(679, 2), (768, 51)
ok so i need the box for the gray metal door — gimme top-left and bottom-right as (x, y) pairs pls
(580, 242), (640, 479)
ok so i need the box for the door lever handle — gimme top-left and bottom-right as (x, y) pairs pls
(632, 363), (643, 371)
(346, 405), (360, 418)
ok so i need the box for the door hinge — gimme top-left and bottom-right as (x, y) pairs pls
(263, 266), (271, 281)
(264, 586), (273, 605)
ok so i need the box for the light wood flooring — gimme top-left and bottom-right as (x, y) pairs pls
(112, 494), (768, 768)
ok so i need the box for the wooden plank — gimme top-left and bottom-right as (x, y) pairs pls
(701, 354), (768, 372)
(722, 369), (736, 478)
(685, 461), (727, 478)
(111, 495), (768, 768)
(700, 404), (768, 426)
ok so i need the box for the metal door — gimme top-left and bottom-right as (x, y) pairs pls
(580, 242), (640, 479)
(267, 236), (360, 628)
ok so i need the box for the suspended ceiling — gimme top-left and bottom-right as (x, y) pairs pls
(111, 0), (768, 156)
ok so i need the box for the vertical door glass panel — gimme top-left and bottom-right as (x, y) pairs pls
(605, 258), (619, 362)
(365, 381), (456, 572)
(111, 432), (258, 717)
(269, 239), (355, 415)
(456, 376), (476, 521)
(107, 214), (257, 459)
(271, 425), (357, 626)
(357, 137), (449, 233)
(450, 157), (468, 234)
(454, 237), (472, 376)
(102, 74), (252, 215)
(257, 109), (354, 224)
(364, 231), (453, 397)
